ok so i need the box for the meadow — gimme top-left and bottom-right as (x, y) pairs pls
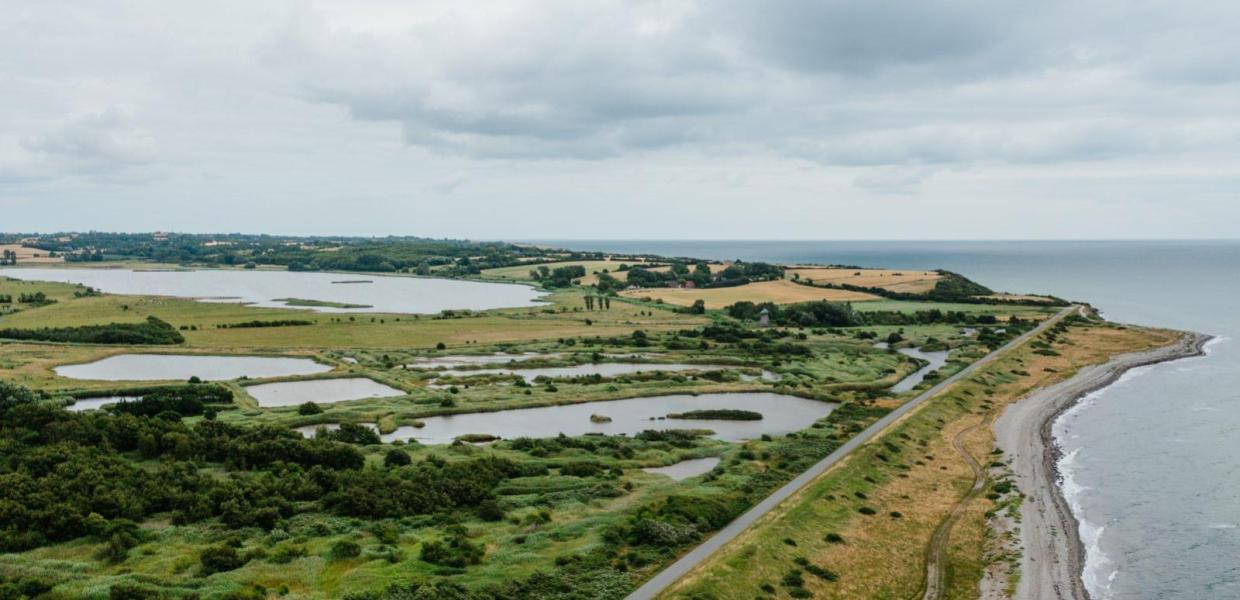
(0, 255), (1078, 600)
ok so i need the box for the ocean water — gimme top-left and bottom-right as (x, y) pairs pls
(542, 239), (1240, 599)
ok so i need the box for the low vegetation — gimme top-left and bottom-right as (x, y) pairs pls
(666, 409), (763, 420)
(0, 234), (1085, 599)
(0, 316), (183, 344)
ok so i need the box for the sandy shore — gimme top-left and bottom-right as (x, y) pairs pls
(992, 330), (1211, 600)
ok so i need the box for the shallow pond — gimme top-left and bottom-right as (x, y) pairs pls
(293, 422), (380, 438)
(2, 267), (547, 314)
(890, 347), (950, 393)
(56, 354), (332, 381)
(67, 396), (139, 412)
(432, 362), (734, 383)
(247, 378), (405, 407)
(642, 457), (722, 481)
(380, 392), (835, 444)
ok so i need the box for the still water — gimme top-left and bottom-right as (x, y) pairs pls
(66, 396), (139, 412)
(381, 392), (835, 444)
(642, 457), (722, 481)
(2, 267), (547, 314)
(247, 377), (405, 408)
(56, 353), (331, 381)
(890, 347), (950, 393)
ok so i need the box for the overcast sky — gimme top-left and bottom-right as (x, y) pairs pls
(3, 1), (1239, 239)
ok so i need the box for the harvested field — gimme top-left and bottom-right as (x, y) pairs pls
(620, 279), (880, 309)
(785, 267), (941, 294)
(0, 244), (64, 264)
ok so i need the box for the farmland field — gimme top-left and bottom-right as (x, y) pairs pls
(784, 267), (941, 293)
(621, 279), (881, 308)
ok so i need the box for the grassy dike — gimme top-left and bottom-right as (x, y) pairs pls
(657, 317), (1180, 600)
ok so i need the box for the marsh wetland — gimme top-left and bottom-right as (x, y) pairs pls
(0, 234), (1076, 600)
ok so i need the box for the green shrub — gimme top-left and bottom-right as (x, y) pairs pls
(200, 544), (245, 574)
(383, 449), (411, 468)
(329, 540), (361, 561)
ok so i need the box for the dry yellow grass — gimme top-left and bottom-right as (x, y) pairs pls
(785, 267), (941, 294)
(660, 322), (1180, 600)
(620, 279), (880, 309)
(0, 244), (64, 264)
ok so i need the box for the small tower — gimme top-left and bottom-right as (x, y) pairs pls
(758, 307), (770, 327)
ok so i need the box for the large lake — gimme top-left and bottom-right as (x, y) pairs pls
(2, 267), (547, 314)
(380, 392), (835, 444)
(56, 353), (331, 381)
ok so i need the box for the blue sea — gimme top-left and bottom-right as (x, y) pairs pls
(537, 240), (1240, 599)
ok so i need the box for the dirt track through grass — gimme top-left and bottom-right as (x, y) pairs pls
(916, 418), (988, 600)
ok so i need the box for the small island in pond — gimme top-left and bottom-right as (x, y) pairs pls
(667, 409), (764, 421)
(275, 297), (374, 309)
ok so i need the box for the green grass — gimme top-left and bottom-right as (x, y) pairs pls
(0, 264), (1066, 600)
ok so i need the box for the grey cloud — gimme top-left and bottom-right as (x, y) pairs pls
(1, 108), (156, 183)
(267, 1), (1240, 166)
(4, 1), (1240, 239)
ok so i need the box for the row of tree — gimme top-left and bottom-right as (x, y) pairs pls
(0, 316), (184, 344)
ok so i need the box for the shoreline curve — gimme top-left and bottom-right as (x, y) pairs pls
(993, 329), (1211, 600)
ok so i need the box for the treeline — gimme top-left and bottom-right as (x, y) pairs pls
(25, 232), (593, 277)
(0, 292), (55, 305)
(217, 319), (313, 329)
(622, 260), (784, 291)
(727, 300), (1031, 328)
(104, 384), (233, 417)
(530, 264), (586, 288)
(796, 271), (1066, 306)
(726, 300), (862, 327)
(0, 316), (184, 344)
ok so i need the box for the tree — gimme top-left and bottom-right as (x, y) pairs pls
(298, 402), (323, 416)
(384, 449), (411, 468)
(689, 299), (706, 314)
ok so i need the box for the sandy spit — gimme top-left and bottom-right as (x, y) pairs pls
(991, 330), (1211, 600)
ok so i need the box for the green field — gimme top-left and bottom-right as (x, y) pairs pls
(0, 259), (1075, 600)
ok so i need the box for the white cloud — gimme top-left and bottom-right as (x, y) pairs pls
(2, 0), (1240, 238)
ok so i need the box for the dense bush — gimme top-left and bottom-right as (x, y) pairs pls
(421, 527), (483, 567)
(0, 316), (184, 344)
(218, 319), (313, 329)
(726, 300), (862, 327)
(200, 544), (245, 574)
(105, 384), (232, 417)
(666, 409), (762, 421)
